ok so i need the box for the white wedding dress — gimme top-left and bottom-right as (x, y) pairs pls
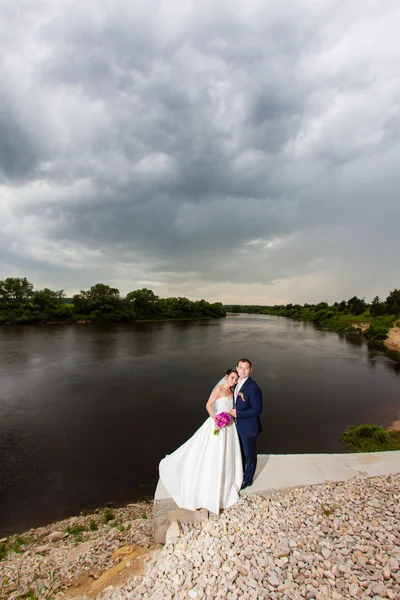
(159, 396), (243, 514)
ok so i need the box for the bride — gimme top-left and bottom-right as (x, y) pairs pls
(159, 369), (243, 515)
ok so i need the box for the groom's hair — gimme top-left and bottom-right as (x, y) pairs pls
(237, 358), (252, 367)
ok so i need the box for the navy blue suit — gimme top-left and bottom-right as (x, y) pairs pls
(234, 377), (263, 485)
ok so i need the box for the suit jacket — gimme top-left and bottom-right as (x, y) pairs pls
(235, 377), (263, 437)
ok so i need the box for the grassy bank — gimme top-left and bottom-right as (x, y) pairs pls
(231, 306), (398, 349)
(225, 289), (400, 351)
(259, 306), (399, 348)
(340, 424), (400, 453)
(292, 310), (397, 347)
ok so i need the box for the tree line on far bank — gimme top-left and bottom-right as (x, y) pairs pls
(226, 289), (400, 346)
(0, 278), (226, 324)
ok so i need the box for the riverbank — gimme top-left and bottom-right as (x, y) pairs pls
(249, 303), (400, 356)
(385, 324), (400, 353)
(0, 501), (155, 600)
(325, 317), (400, 357)
(0, 316), (219, 326)
(2, 475), (399, 599)
(389, 420), (400, 432)
(125, 474), (400, 600)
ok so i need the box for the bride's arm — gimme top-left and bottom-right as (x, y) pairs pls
(205, 386), (220, 422)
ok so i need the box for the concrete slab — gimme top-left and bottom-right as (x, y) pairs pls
(241, 451), (400, 496)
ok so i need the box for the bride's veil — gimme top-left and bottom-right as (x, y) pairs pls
(214, 375), (226, 389)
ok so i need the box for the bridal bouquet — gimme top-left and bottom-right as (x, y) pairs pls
(214, 412), (232, 436)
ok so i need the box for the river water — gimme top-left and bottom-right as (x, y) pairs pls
(0, 314), (399, 535)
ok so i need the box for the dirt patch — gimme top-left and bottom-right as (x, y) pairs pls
(64, 545), (158, 598)
(384, 325), (400, 352)
(349, 322), (370, 332)
(388, 419), (400, 432)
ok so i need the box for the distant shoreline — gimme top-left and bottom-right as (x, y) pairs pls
(243, 312), (400, 357)
(0, 316), (217, 326)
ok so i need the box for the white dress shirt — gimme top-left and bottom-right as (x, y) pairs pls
(235, 376), (248, 401)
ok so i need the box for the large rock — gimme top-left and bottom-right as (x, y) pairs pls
(153, 480), (213, 543)
(165, 520), (184, 544)
(47, 531), (64, 542)
(153, 506), (194, 545)
(35, 544), (50, 554)
(193, 508), (209, 528)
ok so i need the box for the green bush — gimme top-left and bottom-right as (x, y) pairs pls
(365, 325), (389, 346)
(10, 536), (24, 554)
(0, 542), (7, 561)
(340, 424), (400, 453)
(89, 519), (98, 531)
(103, 507), (115, 523)
(65, 524), (87, 536)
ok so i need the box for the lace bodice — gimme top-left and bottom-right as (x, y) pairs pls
(214, 395), (234, 413)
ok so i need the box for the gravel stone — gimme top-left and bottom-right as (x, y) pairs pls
(2, 474), (399, 600)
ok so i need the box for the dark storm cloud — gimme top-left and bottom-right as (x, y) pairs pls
(1, 0), (399, 302)
(0, 90), (49, 181)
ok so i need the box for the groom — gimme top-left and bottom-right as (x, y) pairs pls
(230, 358), (263, 490)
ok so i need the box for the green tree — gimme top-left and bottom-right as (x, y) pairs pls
(209, 302), (226, 318)
(386, 289), (400, 315)
(125, 288), (159, 319)
(315, 302), (328, 310)
(73, 284), (120, 312)
(0, 277), (34, 304)
(194, 299), (212, 317)
(0, 279), (226, 324)
(347, 296), (367, 316)
(32, 288), (65, 311)
(370, 296), (386, 317)
(73, 284), (121, 321)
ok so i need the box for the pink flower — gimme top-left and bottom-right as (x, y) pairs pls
(214, 412), (232, 436)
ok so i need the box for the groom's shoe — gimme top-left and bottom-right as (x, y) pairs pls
(240, 481), (253, 490)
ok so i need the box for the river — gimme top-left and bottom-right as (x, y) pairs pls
(0, 314), (399, 535)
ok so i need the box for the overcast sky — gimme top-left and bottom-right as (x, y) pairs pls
(1, 0), (399, 304)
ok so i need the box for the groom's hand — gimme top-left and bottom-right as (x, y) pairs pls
(230, 409), (237, 418)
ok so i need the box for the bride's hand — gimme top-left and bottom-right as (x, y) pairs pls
(230, 409), (237, 418)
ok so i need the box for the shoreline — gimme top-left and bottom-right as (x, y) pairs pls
(388, 419), (400, 432)
(0, 316), (217, 327)
(350, 320), (400, 355)
(322, 320), (400, 357)
(254, 310), (400, 358)
(2, 474), (399, 599)
(3, 410), (399, 539)
(3, 415), (400, 539)
(0, 501), (155, 600)
(301, 316), (400, 357)
(384, 324), (400, 352)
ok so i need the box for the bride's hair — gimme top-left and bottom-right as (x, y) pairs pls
(225, 368), (238, 391)
(226, 368), (238, 377)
